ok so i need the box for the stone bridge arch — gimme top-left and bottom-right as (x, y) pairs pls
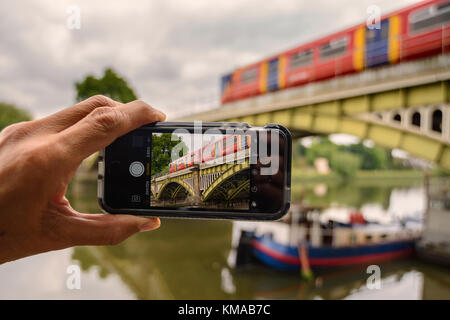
(202, 160), (250, 202)
(156, 180), (194, 201)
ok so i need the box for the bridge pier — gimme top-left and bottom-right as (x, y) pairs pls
(191, 166), (202, 205)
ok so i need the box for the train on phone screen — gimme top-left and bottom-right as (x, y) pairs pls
(169, 135), (251, 173)
(221, 0), (450, 104)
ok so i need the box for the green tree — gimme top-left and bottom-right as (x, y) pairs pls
(340, 143), (388, 170)
(330, 151), (361, 178)
(0, 102), (32, 131)
(75, 68), (138, 103)
(305, 137), (339, 165)
(151, 133), (188, 176)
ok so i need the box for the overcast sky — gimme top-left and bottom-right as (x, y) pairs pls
(0, 0), (421, 120)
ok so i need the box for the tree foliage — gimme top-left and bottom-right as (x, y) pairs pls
(75, 68), (138, 103)
(305, 137), (338, 165)
(330, 151), (361, 178)
(0, 102), (32, 131)
(339, 143), (388, 170)
(301, 136), (398, 178)
(151, 133), (188, 176)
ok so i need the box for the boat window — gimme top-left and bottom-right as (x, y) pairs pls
(241, 68), (258, 84)
(320, 36), (348, 60)
(290, 49), (313, 69)
(365, 235), (373, 242)
(409, 3), (450, 34)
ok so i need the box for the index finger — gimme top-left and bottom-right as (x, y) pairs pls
(38, 95), (120, 132)
(58, 100), (165, 162)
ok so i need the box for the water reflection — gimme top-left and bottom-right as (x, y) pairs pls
(231, 259), (450, 300)
(72, 219), (233, 299)
(1, 178), (448, 299)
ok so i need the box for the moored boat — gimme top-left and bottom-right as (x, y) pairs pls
(233, 206), (423, 271)
(252, 234), (417, 271)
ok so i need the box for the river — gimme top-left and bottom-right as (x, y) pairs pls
(0, 177), (449, 299)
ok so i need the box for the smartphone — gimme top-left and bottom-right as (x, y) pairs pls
(98, 122), (291, 220)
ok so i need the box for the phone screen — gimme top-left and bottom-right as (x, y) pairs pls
(150, 132), (252, 210)
(102, 125), (289, 218)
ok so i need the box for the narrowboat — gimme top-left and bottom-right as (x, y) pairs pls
(231, 206), (423, 271)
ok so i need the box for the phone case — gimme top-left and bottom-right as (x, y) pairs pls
(97, 122), (292, 220)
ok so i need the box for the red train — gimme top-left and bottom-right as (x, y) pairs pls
(221, 0), (450, 104)
(169, 135), (251, 173)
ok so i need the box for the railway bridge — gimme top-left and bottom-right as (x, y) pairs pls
(151, 150), (250, 208)
(177, 56), (450, 170)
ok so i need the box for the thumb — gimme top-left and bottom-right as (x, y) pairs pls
(63, 213), (160, 246)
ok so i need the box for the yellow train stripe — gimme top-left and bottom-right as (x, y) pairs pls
(278, 55), (286, 89)
(259, 62), (268, 94)
(353, 26), (365, 71)
(389, 15), (401, 64)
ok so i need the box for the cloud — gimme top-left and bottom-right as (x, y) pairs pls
(0, 0), (421, 119)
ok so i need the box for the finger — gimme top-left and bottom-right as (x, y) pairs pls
(37, 95), (119, 132)
(58, 100), (166, 162)
(62, 213), (161, 246)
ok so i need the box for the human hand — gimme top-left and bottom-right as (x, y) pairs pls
(0, 95), (165, 264)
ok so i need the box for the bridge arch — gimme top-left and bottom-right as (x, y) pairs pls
(202, 160), (250, 202)
(156, 179), (194, 201)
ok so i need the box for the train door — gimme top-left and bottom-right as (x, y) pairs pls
(220, 73), (233, 103)
(267, 58), (279, 91)
(365, 19), (390, 67)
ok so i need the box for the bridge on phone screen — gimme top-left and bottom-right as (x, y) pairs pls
(175, 55), (450, 171)
(150, 150), (251, 208)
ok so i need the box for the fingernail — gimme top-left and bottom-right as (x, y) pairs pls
(139, 218), (160, 232)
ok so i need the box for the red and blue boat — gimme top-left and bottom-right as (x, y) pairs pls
(232, 208), (423, 271)
(251, 235), (417, 271)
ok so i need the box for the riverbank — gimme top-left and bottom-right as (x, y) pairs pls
(292, 169), (425, 184)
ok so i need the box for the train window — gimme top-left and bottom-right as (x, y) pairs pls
(409, 3), (450, 34)
(241, 68), (258, 84)
(289, 49), (313, 69)
(320, 36), (348, 60)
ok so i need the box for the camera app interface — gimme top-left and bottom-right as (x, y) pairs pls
(150, 132), (252, 210)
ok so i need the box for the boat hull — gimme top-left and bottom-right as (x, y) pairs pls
(251, 235), (416, 271)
